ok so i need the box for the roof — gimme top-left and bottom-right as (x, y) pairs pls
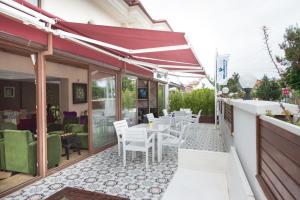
(123, 0), (173, 31)
(1, 1), (204, 77)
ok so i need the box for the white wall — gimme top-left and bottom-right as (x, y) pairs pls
(41, 0), (172, 31)
(46, 61), (88, 115)
(42, 0), (121, 26)
(231, 107), (262, 199)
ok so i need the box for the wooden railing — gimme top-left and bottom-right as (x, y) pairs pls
(224, 103), (234, 133)
(256, 116), (300, 200)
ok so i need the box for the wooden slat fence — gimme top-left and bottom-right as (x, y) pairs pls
(256, 117), (300, 200)
(224, 102), (234, 133)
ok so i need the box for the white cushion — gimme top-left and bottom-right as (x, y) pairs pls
(162, 168), (229, 200)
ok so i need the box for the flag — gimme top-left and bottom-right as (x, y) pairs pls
(216, 54), (230, 84)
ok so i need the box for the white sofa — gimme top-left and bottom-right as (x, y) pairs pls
(162, 147), (255, 200)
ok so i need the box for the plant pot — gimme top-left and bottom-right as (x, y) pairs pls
(199, 115), (215, 123)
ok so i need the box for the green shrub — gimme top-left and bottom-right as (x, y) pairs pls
(169, 89), (215, 115)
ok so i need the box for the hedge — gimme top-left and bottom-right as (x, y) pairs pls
(169, 89), (215, 116)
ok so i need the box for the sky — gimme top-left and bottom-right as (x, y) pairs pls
(142, 0), (300, 86)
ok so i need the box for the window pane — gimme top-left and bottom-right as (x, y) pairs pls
(122, 75), (137, 126)
(92, 75), (116, 149)
(26, 0), (39, 6)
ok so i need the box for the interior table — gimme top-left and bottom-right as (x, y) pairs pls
(130, 123), (170, 162)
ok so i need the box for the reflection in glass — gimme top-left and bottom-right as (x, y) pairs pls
(158, 84), (165, 116)
(92, 75), (116, 149)
(122, 76), (137, 126)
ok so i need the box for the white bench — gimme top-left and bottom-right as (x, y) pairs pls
(162, 147), (255, 200)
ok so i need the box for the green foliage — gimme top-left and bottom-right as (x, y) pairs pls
(122, 89), (136, 109)
(158, 85), (165, 115)
(284, 66), (300, 92)
(254, 75), (281, 101)
(122, 77), (136, 109)
(169, 90), (184, 112)
(169, 89), (215, 115)
(92, 81), (104, 99)
(226, 72), (241, 93)
(122, 77), (135, 92)
(277, 26), (300, 93)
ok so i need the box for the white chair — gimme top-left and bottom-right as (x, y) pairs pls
(180, 108), (191, 113)
(193, 110), (202, 123)
(161, 124), (189, 152)
(154, 117), (172, 126)
(122, 128), (155, 169)
(113, 120), (128, 156)
(173, 116), (187, 132)
(162, 109), (169, 116)
(146, 113), (155, 123)
(174, 111), (186, 117)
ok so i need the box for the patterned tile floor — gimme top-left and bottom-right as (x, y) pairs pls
(2, 123), (224, 200)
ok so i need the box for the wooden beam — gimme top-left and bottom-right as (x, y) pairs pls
(116, 72), (122, 121)
(35, 52), (47, 177)
(87, 66), (94, 154)
(36, 33), (53, 177)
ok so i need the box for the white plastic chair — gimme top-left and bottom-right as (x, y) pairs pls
(194, 110), (202, 123)
(146, 113), (155, 123)
(162, 109), (169, 116)
(161, 124), (189, 152)
(154, 117), (172, 126)
(113, 120), (128, 156)
(174, 111), (186, 117)
(173, 116), (187, 132)
(122, 128), (155, 169)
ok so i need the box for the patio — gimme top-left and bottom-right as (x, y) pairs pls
(3, 123), (224, 200)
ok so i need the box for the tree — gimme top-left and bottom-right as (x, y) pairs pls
(263, 25), (300, 124)
(277, 26), (300, 93)
(226, 72), (241, 93)
(255, 75), (281, 101)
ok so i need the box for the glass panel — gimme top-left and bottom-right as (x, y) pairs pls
(26, 0), (39, 6)
(46, 64), (89, 169)
(158, 84), (165, 116)
(149, 81), (158, 117)
(0, 52), (37, 192)
(122, 75), (137, 126)
(92, 74), (116, 149)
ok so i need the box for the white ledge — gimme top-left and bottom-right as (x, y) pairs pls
(219, 98), (299, 115)
(260, 115), (300, 136)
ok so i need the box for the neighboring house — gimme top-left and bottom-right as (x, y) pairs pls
(26, 0), (172, 31)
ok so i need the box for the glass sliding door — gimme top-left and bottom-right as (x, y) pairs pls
(121, 75), (137, 126)
(0, 51), (38, 193)
(46, 63), (89, 170)
(158, 84), (165, 116)
(92, 73), (116, 149)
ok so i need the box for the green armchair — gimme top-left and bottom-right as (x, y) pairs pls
(3, 130), (61, 175)
(0, 137), (5, 170)
(0, 122), (17, 170)
(66, 124), (88, 149)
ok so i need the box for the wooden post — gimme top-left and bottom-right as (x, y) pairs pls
(148, 80), (150, 114)
(87, 66), (94, 154)
(156, 82), (159, 116)
(35, 52), (47, 177)
(35, 33), (53, 177)
(116, 72), (122, 121)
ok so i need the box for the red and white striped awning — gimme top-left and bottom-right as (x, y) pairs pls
(55, 21), (205, 76)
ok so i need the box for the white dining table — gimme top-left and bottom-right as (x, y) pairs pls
(130, 123), (170, 162)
